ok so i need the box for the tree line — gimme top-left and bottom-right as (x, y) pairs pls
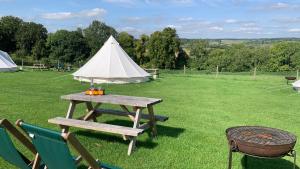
(188, 40), (300, 72)
(1, 15), (300, 72)
(0, 16), (186, 69)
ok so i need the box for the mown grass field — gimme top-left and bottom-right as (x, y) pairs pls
(1, 70), (300, 169)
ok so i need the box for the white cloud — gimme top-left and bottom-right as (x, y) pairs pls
(209, 26), (223, 31)
(145, 0), (194, 5)
(122, 16), (163, 25)
(166, 24), (182, 29)
(178, 17), (194, 22)
(225, 19), (238, 24)
(233, 27), (261, 32)
(255, 2), (300, 11)
(41, 8), (106, 20)
(273, 17), (300, 24)
(270, 2), (290, 9)
(103, 0), (135, 4)
(288, 28), (300, 33)
(171, 0), (193, 4)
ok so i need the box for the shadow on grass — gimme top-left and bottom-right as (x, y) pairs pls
(103, 119), (185, 138)
(240, 155), (298, 169)
(74, 119), (185, 150)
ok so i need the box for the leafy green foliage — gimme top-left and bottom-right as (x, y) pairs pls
(148, 28), (181, 69)
(118, 32), (136, 61)
(189, 40), (209, 70)
(15, 22), (48, 58)
(135, 34), (149, 65)
(0, 16), (23, 52)
(47, 30), (90, 63)
(83, 21), (118, 55)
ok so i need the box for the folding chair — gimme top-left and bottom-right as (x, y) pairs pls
(0, 119), (42, 169)
(16, 119), (120, 169)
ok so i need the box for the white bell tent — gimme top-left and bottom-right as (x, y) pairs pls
(292, 80), (300, 91)
(73, 36), (150, 84)
(0, 50), (18, 72)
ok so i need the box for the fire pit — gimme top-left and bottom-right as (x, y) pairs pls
(285, 76), (297, 84)
(226, 126), (297, 169)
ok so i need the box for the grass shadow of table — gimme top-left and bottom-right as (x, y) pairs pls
(74, 119), (185, 149)
(73, 119), (185, 150)
(240, 155), (298, 169)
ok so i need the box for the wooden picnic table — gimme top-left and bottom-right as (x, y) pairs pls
(48, 92), (168, 155)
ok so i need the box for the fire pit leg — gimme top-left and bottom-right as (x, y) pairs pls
(228, 148), (233, 169)
(244, 155), (248, 169)
(291, 150), (296, 169)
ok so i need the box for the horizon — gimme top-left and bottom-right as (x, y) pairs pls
(1, 0), (300, 39)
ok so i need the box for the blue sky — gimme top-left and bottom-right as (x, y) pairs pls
(1, 0), (300, 39)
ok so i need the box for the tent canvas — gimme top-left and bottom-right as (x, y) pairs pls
(73, 36), (150, 84)
(0, 50), (17, 72)
(292, 80), (300, 91)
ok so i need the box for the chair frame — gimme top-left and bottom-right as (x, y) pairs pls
(16, 119), (105, 169)
(0, 119), (41, 169)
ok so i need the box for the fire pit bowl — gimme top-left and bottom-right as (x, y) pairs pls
(226, 126), (296, 157)
(285, 76), (297, 81)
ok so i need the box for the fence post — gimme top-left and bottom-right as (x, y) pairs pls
(21, 59), (23, 70)
(184, 65), (186, 75)
(253, 67), (257, 80)
(216, 65), (219, 78)
(297, 69), (299, 80)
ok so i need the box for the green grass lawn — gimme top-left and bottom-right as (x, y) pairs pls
(1, 70), (300, 169)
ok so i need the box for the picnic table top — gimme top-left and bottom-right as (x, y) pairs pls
(61, 92), (162, 108)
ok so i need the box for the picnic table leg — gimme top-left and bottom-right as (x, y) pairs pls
(62, 101), (76, 133)
(228, 148), (232, 169)
(147, 105), (157, 137)
(120, 105), (135, 121)
(128, 108), (142, 155)
(84, 102), (101, 122)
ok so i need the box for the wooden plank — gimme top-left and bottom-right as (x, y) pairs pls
(147, 105), (157, 136)
(139, 122), (150, 130)
(62, 101), (77, 133)
(95, 108), (169, 122)
(61, 93), (162, 108)
(84, 102), (101, 122)
(120, 105), (135, 121)
(128, 108), (142, 155)
(1, 119), (37, 154)
(63, 133), (99, 169)
(49, 117), (144, 136)
(32, 153), (41, 169)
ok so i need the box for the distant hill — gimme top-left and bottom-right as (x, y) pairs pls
(181, 38), (300, 48)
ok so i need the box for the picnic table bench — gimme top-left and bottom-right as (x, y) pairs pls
(48, 92), (168, 155)
(32, 64), (48, 71)
(145, 69), (159, 79)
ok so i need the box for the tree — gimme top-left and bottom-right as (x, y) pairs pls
(47, 30), (90, 63)
(16, 22), (48, 57)
(189, 40), (209, 70)
(268, 42), (300, 71)
(118, 32), (136, 61)
(0, 16), (23, 52)
(175, 48), (189, 69)
(135, 34), (149, 65)
(291, 51), (300, 70)
(32, 39), (48, 60)
(206, 48), (225, 71)
(84, 21), (118, 55)
(148, 27), (180, 69)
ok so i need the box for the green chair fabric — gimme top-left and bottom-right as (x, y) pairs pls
(20, 123), (77, 169)
(20, 122), (120, 169)
(0, 126), (31, 169)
